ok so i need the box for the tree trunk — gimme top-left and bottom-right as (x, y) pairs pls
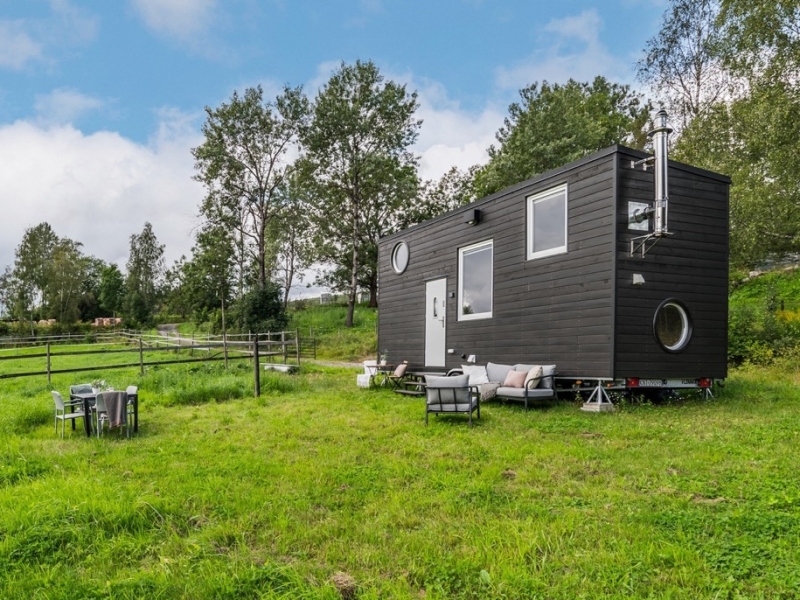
(346, 203), (359, 328)
(368, 273), (378, 308)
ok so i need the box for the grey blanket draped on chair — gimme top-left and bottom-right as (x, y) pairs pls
(102, 391), (128, 428)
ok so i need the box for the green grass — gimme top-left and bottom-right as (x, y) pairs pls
(731, 267), (800, 316)
(3, 360), (800, 598)
(289, 303), (377, 362)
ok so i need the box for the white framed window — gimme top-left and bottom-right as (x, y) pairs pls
(458, 239), (493, 321)
(527, 183), (568, 260)
(391, 241), (409, 274)
(653, 299), (692, 352)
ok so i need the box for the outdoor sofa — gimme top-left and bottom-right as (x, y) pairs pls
(453, 362), (557, 411)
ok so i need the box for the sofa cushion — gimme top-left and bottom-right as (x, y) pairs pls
(486, 362), (514, 384)
(503, 369), (526, 388)
(524, 366), (543, 389)
(461, 364), (489, 386)
(540, 365), (557, 389)
(425, 374), (470, 405)
(496, 387), (555, 399)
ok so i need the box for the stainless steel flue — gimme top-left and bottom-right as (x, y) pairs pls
(650, 109), (672, 236)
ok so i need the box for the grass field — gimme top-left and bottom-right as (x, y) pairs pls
(1, 360), (799, 599)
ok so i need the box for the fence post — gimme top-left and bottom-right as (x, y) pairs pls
(295, 328), (301, 365)
(281, 331), (287, 364)
(46, 342), (51, 385)
(253, 335), (260, 397)
(139, 337), (144, 375)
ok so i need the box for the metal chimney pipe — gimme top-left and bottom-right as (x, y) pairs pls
(650, 109), (672, 236)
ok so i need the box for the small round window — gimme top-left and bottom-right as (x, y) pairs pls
(653, 299), (692, 352)
(391, 241), (409, 274)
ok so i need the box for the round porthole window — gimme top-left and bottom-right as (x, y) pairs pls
(653, 299), (692, 352)
(391, 241), (409, 274)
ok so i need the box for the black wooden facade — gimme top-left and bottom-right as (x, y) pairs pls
(377, 145), (730, 382)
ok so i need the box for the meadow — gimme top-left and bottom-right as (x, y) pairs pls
(1, 356), (799, 599)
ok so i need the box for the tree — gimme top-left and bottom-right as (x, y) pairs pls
(397, 165), (480, 230)
(474, 77), (651, 197)
(77, 257), (106, 322)
(719, 0), (800, 85)
(272, 180), (313, 309)
(637, 0), (733, 131)
(44, 238), (87, 324)
(192, 85), (310, 290)
(181, 223), (236, 329)
(298, 60), (421, 324)
(123, 222), (164, 326)
(238, 281), (288, 334)
(12, 222), (59, 320)
(98, 263), (125, 317)
(675, 83), (800, 267)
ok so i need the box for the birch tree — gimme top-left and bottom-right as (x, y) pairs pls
(298, 60), (420, 325)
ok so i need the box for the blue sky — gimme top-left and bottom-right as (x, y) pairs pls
(0, 0), (666, 291)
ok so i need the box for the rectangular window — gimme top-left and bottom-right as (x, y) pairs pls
(458, 240), (493, 321)
(527, 183), (568, 260)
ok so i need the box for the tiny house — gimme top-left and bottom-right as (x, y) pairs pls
(377, 112), (730, 405)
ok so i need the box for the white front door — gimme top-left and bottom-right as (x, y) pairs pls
(425, 278), (447, 367)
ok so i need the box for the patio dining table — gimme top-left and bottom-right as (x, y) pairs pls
(69, 390), (138, 437)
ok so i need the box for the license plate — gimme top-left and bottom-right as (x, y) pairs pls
(639, 379), (666, 387)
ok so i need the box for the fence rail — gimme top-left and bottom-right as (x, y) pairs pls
(0, 330), (308, 397)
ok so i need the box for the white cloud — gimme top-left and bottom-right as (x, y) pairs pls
(131, 0), (218, 41)
(0, 116), (204, 273)
(50, 0), (98, 46)
(34, 88), (105, 126)
(0, 1), (97, 72)
(0, 21), (43, 70)
(380, 73), (503, 181)
(413, 81), (503, 180)
(495, 9), (630, 89)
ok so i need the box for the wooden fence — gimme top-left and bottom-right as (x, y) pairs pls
(0, 330), (307, 397)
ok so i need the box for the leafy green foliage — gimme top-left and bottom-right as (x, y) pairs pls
(675, 82), (800, 267)
(238, 281), (288, 334)
(637, 0), (731, 130)
(298, 60), (420, 325)
(193, 85), (310, 290)
(99, 263), (125, 317)
(728, 268), (800, 364)
(474, 77), (651, 197)
(123, 222), (165, 327)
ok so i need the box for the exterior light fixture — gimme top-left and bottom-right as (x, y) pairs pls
(466, 209), (481, 226)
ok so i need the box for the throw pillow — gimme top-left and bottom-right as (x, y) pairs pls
(524, 365), (543, 388)
(461, 364), (489, 386)
(487, 362), (514, 383)
(393, 363), (407, 377)
(503, 369), (526, 388)
(540, 365), (557, 389)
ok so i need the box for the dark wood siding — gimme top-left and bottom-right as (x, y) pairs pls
(379, 150), (617, 376)
(614, 149), (729, 379)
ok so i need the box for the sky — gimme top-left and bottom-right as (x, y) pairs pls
(0, 0), (667, 295)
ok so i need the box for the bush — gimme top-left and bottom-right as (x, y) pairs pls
(237, 282), (288, 334)
(728, 301), (800, 365)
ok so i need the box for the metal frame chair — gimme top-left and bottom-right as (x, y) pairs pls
(51, 391), (85, 438)
(424, 374), (480, 426)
